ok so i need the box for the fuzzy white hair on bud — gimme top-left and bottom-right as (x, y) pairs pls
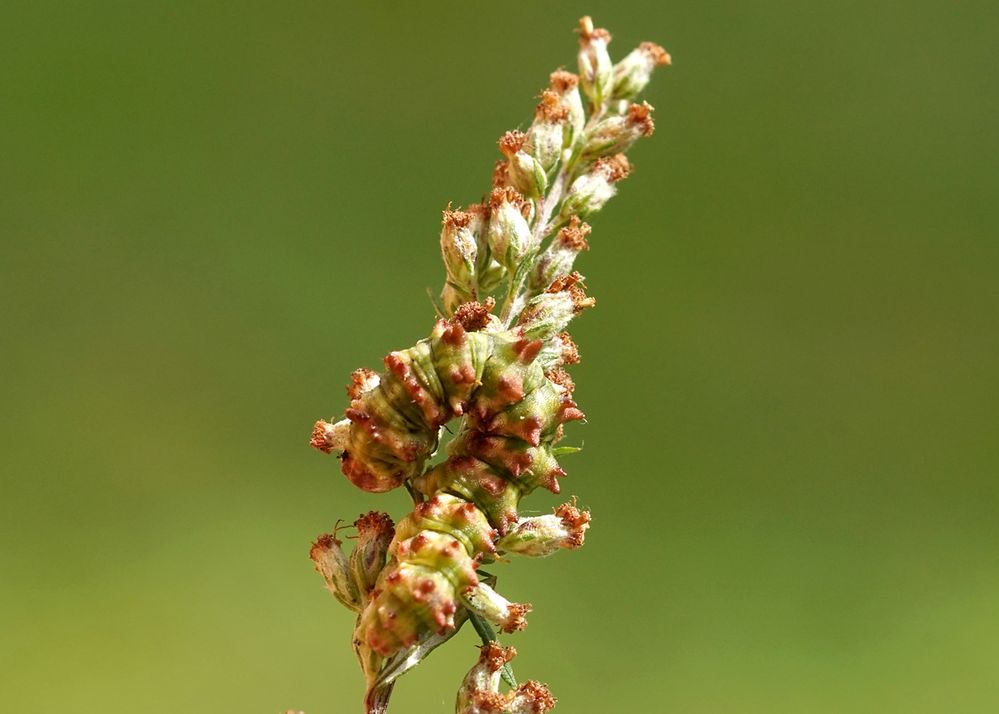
(560, 171), (617, 218)
(488, 200), (532, 269)
(507, 151), (547, 198)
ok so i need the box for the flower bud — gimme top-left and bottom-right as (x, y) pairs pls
(612, 42), (671, 101)
(456, 642), (510, 711)
(506, 681), (558, 714)
(498, 131), (547, 198)
(309, 418), (351, 454)
(456, 643), (557, 714)
(561, 171), (615, 218)
(518, 272), (595, 340)
(524, 90), (568, 171)
(462, 581), (531, 633)
(440, 207), (479, 288)
(529, 217), (590, 291)
(350, 511), (395, 598)
(507, 151), (547, 198)
(559, 154), (631, 219)
(346, 367), (380, 399)
(581, 102), (655, 162)
(310, 531), (361, 612)
(487, 188), (533, 268)
(496, 500), (591, 557)
(535, 330), (578, 370)
(577, 16), (613, 109)
(548, 70), (585, 145)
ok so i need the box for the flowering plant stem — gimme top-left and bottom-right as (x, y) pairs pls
(305, 16), (669, 713)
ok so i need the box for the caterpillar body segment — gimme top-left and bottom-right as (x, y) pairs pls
(313, 312), (588, 657)
(319, 317), (582, 507)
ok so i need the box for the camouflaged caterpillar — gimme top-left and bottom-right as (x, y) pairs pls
(306, 16), (669, 714)
(312, 298), (590, 654)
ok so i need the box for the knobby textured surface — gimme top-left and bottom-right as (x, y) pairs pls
(307, 17), (667, 711)
(2, 2), (997, 713)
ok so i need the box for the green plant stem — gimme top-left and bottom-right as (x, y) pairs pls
(364, 682), (394, 714)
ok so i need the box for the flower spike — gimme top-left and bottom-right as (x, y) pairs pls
(305, 16), (670, 713)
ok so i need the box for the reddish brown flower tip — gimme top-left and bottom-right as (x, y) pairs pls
(498, 130), (527, 158)
(473, 691), (509, 712)
(491, 159), (509, 188)
(594, 153), (632, 183)
(501, 602), (532, 633)
(546, 271), (596, 313)
(479, 641), (516, 671)
(535, 89), (569, 123)
(514, 680), (557, 712)
(545, 367), (576, 393)
(452, 297), (495, 332)
(310, 532), (339, 555)
(442, 205), (474, 229)
(354, 511), (395, 537)
(559, 331), (581, 365)
(346, 367), (378, 400)
(555, 498), (591, 548)
(641, 41), (672, 66)
(488, 186), (527, 211)
(627, 101), (656, 136)
(310, 420), (336, 454)
(549, 69), (579, 92)
(557, 216), (592, 251)
(545, 270), (582, 294)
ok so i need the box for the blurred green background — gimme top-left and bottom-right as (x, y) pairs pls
(2, 1), (997, 712)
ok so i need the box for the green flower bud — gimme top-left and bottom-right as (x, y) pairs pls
(577, 16), (613, 109)
(498, 131), (546, 198)
(530, 217), (590, 292)
(309, 418), (351, 454)
(612, 42), (671, 102)
(524, 90), (569, 171)
(496, 500), (591, 557)
(507, 151), (547, 198)
(486, 188), (533, 269)
(310, 531), (361, 612)
(519, 272), (596, 340)
(581, 102), (655, 162)
(559, 154), (632, 219)
(440, 207), (480, 303)
(456, 642), (510, 712)
(462, 581), (531, 634)
(350, 511), (395, 598)
(548, 70), (585, 145)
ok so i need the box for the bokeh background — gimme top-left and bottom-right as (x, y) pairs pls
(2, 1), (997, 712)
